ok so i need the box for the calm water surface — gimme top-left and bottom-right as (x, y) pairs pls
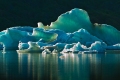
(0, 51), (120, 80)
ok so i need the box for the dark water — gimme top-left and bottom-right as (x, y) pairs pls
(0, 51), (120, 80)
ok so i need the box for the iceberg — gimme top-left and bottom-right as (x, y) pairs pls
(54, 43), (66, 51)
(49, 8), (120, 45)
(72, 42), (85, 52)
(18, 42), (29, 50)
(32, 28), (58, 42)
(61, 41), (106, 53)
(0, 8), (120, 53)
(17, 41), (43, 53)
(89, 41), (107, 53)
(49, 8), (92, 33)
(106, 44), (120, 50)
(67, 28), (102, 45)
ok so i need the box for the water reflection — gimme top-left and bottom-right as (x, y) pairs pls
(18, 52), (59, 80)
(0, 51), (120, 80)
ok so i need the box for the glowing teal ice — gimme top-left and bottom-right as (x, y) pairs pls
(32, 28), (58, 42)
(50, 8), (92, 33)
(49, 8), (120, 45)
(0, 8), (120, 52)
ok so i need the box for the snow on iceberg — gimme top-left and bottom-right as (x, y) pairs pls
(0, 8), (120, 53)
(67, 28), (102, 45)
(89, 41), (107, 53)
(61, 41), (106, 53)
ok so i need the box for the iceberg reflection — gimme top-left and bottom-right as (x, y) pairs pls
(0, 51), (120, 80)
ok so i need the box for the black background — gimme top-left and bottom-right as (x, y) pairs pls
(0, 0), (120, 31)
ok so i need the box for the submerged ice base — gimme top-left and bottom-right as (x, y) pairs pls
(0, 8), (120, 53)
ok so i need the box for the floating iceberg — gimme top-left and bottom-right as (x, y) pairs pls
(89, 41), (107, 53)
(49, 8), (120, 45)
(0, 8), (120, 53)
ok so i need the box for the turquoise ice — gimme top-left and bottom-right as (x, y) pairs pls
(0, 8), (120, 53)
(49, 8), (120, 45)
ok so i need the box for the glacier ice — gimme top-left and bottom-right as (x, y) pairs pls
(62, 43), (75, 53)
(0, 8), (120, 53)
(32, 28), (58, 42)
(49, 8), (120, 45)
(67, 28), (102, 45)
(50, 8), (92, 33)
(72, 42), (85, 52)
(61, 41), (106, 53)
(106, 44), (120, 50)
(54, 43), (66, 51)
(42, 49), (51, 54)
(0, 28), (30, 50)
(89, 41), (107, 53)
(18, 42), (29, 50)
(27, 41), (40, 50)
